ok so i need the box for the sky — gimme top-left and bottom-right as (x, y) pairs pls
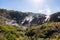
(0, 0), (60, 15)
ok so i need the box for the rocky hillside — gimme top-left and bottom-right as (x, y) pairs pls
(0, 9), (46, 26)
(0, 9), (60, 27)
(50, 12), (60, 22)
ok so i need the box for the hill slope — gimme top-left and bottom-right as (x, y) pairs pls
(0, 9), (46, 26)
(0, 9), (60, 40)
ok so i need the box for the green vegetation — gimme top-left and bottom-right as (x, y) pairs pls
(0, 23), (25, 40)
(0, 22), (60, 40)
(25, 22), (60, 40)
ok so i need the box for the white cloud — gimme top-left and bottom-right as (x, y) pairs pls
(38, 10), (45, 13)
(57, 7), (60, 10)
(38, 5), (52, 15)
(46, 8), (51, 15)
(39, 10), (44, 12)
(45, 5), (52, 15)
(56, 7), (60, 11)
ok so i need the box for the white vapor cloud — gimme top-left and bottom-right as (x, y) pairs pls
(38, 5), (52, 15)
(45, 6), (52, 15)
